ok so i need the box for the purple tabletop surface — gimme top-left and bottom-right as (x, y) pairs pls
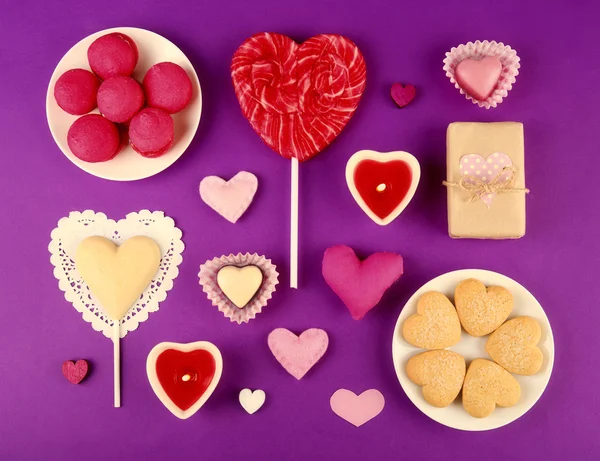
(1, 1), (598, 459)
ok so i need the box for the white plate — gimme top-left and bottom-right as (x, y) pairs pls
(46, 27), (202, 181)
(392, 269), (554, 431)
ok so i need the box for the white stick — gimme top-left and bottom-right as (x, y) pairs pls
(113, 321), (121, 408)
(290, 157), (299, 289)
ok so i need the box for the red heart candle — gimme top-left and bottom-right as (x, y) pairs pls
(346, 150), (420, 225)
(147, 341), (223, 419)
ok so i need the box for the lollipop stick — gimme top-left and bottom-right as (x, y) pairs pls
(290, 157), (299, 288)
(113, 321), (121, 408)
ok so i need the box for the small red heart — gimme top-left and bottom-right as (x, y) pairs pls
(390, 83), (416, 108)
(62, 360), (89, 384)
(155, 349), (217, 412)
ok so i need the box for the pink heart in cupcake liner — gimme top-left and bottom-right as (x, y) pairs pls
(460, 152), (513, 207)
(267, 328), (328, 380)
(443, 40), (520, 109)
(322, 245), (404, 320)
(199, 171), (258, 223)
(330, 389), (385, 427)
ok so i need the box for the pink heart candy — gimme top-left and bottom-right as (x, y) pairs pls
(330, 389), (385, 427)
(199, 171), (258, 223)
(390, 83), (416, 108)
(267, 328), (328, 380)
(322, 245), (404, 320)
(455, 56), (502, 100)
(62, 360), (89, 384)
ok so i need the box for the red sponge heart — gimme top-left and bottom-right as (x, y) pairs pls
(62, 360), (89, 384)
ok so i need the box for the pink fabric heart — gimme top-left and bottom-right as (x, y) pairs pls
(322, 245), (403, 320)
(330, 389), (385, 427)
(267, 328), (328, 380)
(390, 83), (416, 108)
(460, 152), (513, 207)
(61, 360), (89, 384)
(454, 56), (502, 100)
(199, 171), (258, 223)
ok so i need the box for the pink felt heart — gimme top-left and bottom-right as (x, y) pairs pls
(454, 56), (502, 100)
(322, 245), (403, 320)
(390, 83), (416, 108)
(267, 328), (328, 380)
(199, 171), (258, 223)
(460, 152), (513, 207)
(330, 389), (385, 427)
(62, 360), (89, 384)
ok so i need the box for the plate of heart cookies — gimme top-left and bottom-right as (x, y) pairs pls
(392, 269), (554, 431)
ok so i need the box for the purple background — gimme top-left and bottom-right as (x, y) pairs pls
(0, 0), (598, 459)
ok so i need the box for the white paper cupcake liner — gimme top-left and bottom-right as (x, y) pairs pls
(443, 40), (520, 109)
(198, 253), (279, 324)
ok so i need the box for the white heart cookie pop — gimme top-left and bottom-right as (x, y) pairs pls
(346, 150), (420, 226)
(239, 388), (266, 414)
(217, 265), (263, 308)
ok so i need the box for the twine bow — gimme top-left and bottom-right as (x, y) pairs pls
(443, 166), (530, 204)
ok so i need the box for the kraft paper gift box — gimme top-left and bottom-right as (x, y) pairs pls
(445, 122), (527, 239)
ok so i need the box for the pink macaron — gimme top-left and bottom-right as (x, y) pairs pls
(143, 62), (192, 114)
(129, 107), (174, 158)
(54, 69), (100, 115)
(97, 76), (144, 123)
(67, 114), (120, 162)
(87, 33), (139, 80)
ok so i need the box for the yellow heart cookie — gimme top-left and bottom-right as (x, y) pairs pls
(75, 236), (161, 321)
(406, 350), (466, 408)
(486, 316), (543, 375)
(217, 265), (263, 308)
(462, 359), (521, 418)
(402, 291), (462, 349)
(454, 279), (513, 337)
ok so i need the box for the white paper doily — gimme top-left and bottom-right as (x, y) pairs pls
(49, 210), (184, 338)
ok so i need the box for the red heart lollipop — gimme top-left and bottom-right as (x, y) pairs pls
(231, 33), (367, 287)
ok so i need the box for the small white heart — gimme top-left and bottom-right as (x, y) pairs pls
(239, 388), (266, 415)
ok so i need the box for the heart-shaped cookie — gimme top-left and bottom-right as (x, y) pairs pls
(402, 292), (462, 349)
(454, 279), (513, 337)
(406, 350), (466, 408)
(322, 245), (403, 320)
(330, 389), (385, 427)
(199, 171), (258, 223)
(75, 236), (161, 320)
(486, 316), (543, 375)
(62, 360), (89, 384)
(346, 150), (420, 225)
(462, 358), (521, 418)
(231, 33), (366, 161)
(268, 328), (328, 380)
(146, 341), (223, 420)
(217, 265), (263, 308)
(455, 56), (502, 100)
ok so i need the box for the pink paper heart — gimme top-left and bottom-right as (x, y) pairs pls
(455, 56), (502, 100)
(200, 171), (258, 223)
(390, 83), (416, 108)
(61, 360), (89, 384)
(460, 152), (513, 207)
(330, 389), (385, 427)
(267, 328), (328, 380)
(322, 245), (403, 320)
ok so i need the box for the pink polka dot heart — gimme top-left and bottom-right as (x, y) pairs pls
(459, 152), (513, 207)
